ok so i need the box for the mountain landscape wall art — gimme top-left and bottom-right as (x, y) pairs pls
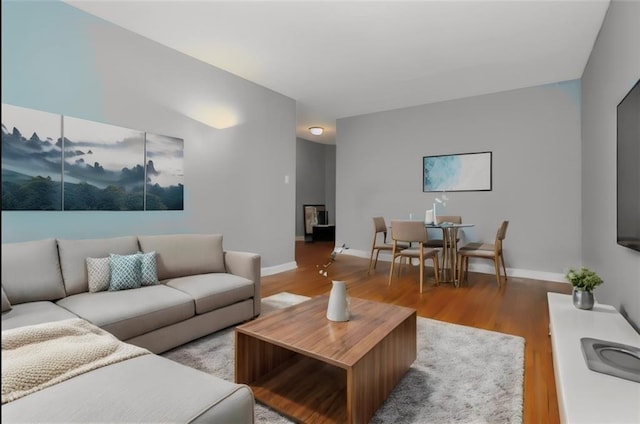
(2, 104), (63, 210)
(145, 132), (184, 211)
(2, 103), (184, 211)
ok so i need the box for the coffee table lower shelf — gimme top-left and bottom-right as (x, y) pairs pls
(249, 353), (347, 423)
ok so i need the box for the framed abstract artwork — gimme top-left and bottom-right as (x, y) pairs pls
(423, 151), (492, 192)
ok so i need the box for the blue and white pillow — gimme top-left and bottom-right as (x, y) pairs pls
(109, 253), (142, 291)
(138, 251), (159, 286)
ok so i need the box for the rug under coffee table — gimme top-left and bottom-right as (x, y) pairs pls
(235, 295), (417, 423)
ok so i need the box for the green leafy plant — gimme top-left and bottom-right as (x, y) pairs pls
(565, 267), (603, 292)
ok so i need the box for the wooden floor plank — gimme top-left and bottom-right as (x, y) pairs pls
(261, 241), (572, 424)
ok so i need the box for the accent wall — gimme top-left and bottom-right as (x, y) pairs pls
(1, 1), (296, 270)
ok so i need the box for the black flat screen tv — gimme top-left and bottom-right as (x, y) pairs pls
(616, 78), (640, 252)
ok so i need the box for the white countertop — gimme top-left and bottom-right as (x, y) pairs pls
(547, 292), (640, 424)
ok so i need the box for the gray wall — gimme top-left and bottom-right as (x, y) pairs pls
(1, 1), (296, 271)
(582, 0), (640, 328)
(336, 80), (582, 280)
(325, 145), (337, 229)
(295, 137), (336, 238)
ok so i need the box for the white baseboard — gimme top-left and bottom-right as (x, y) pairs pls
(261, 261), (297, 276)
(342, 249), (568, 283)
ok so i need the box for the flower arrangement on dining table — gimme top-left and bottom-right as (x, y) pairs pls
(426, 191), (449, 224)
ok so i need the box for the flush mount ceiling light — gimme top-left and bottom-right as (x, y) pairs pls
(309, 127), (324, 136)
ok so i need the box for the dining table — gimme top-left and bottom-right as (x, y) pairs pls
(426, 222), (474, 287)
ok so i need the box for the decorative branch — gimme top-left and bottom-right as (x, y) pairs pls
(435, 190), (449, 207)
(317, 243), (348, 277)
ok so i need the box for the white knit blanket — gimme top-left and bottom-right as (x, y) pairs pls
(2, 318), (150, 404)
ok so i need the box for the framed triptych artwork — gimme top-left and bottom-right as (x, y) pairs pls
(1, 103), (184, 211)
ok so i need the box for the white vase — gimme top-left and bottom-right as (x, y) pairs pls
(425, 209), (434, 224)
(327, 280), (349, 322)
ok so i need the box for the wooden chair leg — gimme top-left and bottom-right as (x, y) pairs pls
(433, 255), (440, 286)
(441, 247), (447, 280)
(494, 258), (501, 287)
(368, 249), (376, 275)
(368, 249), (381, 274)
(500, 253), (507, 281)
(388, 249), (397, 287)
(464, 256), (470, 282)
(419, 253), (424, 294)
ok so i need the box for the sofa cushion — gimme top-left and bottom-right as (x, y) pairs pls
(139, 251), (159, 286)
(138, 234), (225, 281)
(57, 236), (140, 296)
(165, 273), (254, 315)
(86, 257), (111, 293)
(56, 285), (195, 341)
(1, 355), (255, 424)
(1, 301), (79, 331)
(108, 254), (142, 291)
(2, 286), (12, 312)
(1, 238), (66, 304)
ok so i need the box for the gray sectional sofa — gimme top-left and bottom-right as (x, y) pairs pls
(1, 233), (261, 423)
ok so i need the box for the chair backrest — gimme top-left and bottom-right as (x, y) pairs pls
(435, 215), (462, 224)
(372, 216), (389, 243)
(497, 220), (509, 241)
(391, 220), (427, 244)
(373, 217), (387, 233)
(494, 220), (509, 253)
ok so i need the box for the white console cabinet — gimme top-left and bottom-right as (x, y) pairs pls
(547, 292), (640, 423)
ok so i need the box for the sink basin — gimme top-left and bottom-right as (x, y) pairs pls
(581, 338), (640, 383)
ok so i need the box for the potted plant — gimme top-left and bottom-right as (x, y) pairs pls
(565, 267), (603, 310)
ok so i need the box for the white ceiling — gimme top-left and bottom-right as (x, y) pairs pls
(65, 0), (610, 144)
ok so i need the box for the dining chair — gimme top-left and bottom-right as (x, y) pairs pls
(425, 215), (462, 248)
(426, 215), (462, 281)
(435, 215), (462, 225)
(368, 217), (404, 274)
(388, 220), (440, 293)
(457, 220), (509, 287)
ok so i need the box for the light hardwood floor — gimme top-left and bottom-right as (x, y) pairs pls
(261, 241), (572, 424)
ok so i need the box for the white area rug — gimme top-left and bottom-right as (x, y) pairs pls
(164, 293), (524, 424)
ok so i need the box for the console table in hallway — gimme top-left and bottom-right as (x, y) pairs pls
(312, 224), (335, 242)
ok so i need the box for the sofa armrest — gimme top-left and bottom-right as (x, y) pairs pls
(224, 251), (261, 317)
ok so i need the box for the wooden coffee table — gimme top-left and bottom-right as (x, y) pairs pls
(235, 295), (416, 423)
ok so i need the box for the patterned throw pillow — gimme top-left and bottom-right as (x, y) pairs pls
(86, 257), (111, 293)
(138, 251), (159, 286)
(109, 253), (142, 291)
